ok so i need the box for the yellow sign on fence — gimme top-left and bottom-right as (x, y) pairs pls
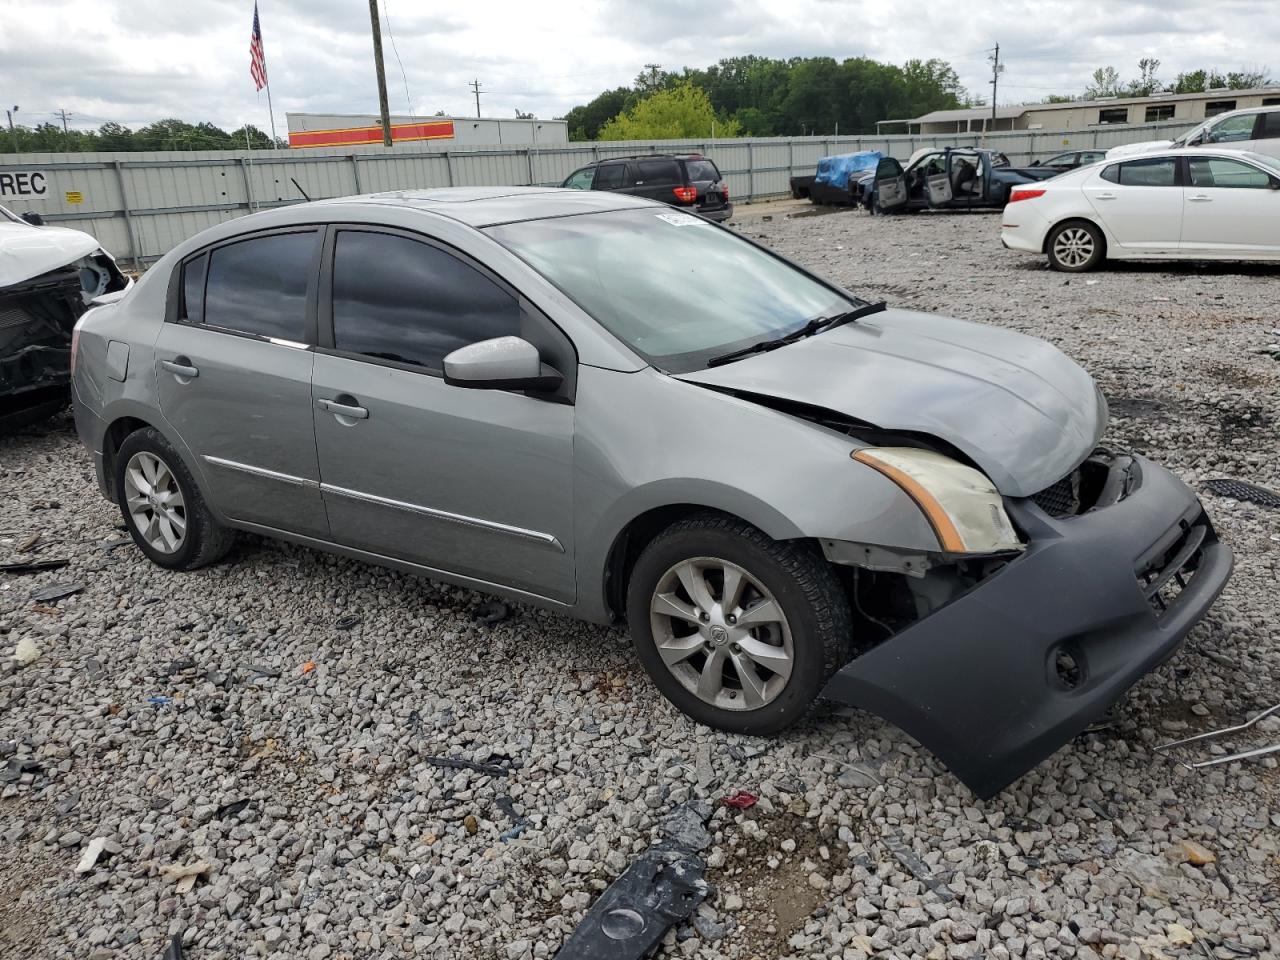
(65, 190), (83, 204)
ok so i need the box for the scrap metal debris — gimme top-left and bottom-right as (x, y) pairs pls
(720, 790), (758, 810)
(1156, 702), (1280, 770)
(556, 800), (713, 959)
(883, 832), (955, 903)
(422, 755), (512, 777)
(1202, 478), (1280, 509)
(214, 798), (251, 820)
(0, 558), (69, 574)
(29, 581), (84, 602)
(335, 614), (361, 630)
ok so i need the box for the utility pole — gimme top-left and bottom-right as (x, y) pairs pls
(55, 109), (72, 134)
(470, 79), (483, 119)
(6, 105), (17, 153)
(989, 43), (1002, 124)
(367, 0), (393, 147)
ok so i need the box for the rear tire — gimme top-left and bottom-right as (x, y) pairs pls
(114, 427), (235, 571)
(626, 514), (852, 736)
(1046, 220), (1105, 272)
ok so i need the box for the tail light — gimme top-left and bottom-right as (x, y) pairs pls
(721, 182), (730, 200)
(672, 185), (697, 203)
(70, 313), (89, 378)
(1008, 188), (1046, 203)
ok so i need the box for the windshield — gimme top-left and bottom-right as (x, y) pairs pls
(487, 208), (853, 372)
(1174, 118), (1214, 145)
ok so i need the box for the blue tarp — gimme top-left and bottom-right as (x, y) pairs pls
(814, 151), (882, 190)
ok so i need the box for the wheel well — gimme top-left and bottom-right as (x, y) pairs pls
(101, 416), (149, 502)
(603, 504), (742, 621)
(1043, 217), (1106, 256)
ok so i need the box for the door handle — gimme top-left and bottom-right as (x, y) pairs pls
(161, 357), (199, 379)
(1187, 195), (1213, 202)
(317, 397), (369, 420)
(1094, 192), (1117, 200)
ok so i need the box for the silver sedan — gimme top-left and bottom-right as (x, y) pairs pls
(71, 187), (1231, 796)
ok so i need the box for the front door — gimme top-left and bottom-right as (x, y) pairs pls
(1181, 155), (1280, 254)
(311, 227), (576, 603)
(153, 229), (329, 539)
(874, 157), (908, 211)
(1084, 157), (1182, 251)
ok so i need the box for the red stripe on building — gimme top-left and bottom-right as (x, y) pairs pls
(288, 120), (456, 148)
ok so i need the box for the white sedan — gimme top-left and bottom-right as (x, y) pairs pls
(1001, 148), (1280, 271)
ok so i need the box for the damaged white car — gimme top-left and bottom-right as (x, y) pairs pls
(0, 205), (130, 430)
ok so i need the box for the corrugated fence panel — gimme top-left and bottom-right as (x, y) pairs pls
(0, 119), (1206, 265)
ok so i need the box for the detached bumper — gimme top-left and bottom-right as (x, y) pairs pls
(822, 455), (1233, 798)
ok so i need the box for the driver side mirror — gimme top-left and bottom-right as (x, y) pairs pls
(443, 336), (563, 392)
(1030, 160), (1041, 166)
(20, 211), (44, 226)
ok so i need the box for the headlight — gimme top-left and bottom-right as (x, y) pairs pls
(852, 447), (1023, 554)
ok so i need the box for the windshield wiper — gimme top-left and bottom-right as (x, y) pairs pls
(705, 300), (889, 368)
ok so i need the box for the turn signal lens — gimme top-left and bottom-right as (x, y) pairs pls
(852, 448), (1023, 555)
(673, 185), (697, 203)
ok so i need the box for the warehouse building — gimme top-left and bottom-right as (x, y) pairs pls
(879, 86), (1280, 134)
(284, 113), (569, 149)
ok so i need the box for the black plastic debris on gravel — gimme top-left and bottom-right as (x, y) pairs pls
(29, 581), (84, 602)
(1203, 478), (1280, 509)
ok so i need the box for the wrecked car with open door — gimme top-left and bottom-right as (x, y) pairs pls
(0, 205), (129, 431)
(870, 148), (1057, 214)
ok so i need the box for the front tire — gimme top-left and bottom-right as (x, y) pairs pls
(626, 514), (852, 736)
(114, 427), (235, 570)
(1046, 220), (1105, 272)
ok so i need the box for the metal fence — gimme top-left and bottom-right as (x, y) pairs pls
(0, 120), (1197, 267)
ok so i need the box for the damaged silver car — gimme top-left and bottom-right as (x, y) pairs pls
(1, 205), (129, 430)
(70, 188), (1232, 796)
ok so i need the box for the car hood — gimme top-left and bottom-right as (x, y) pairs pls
(0, 221), (101, 289)
(675, 308), (1106, 498)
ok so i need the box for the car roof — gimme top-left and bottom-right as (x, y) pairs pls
(308, 186), (661, 227)
(1105, 146), (1271, 161)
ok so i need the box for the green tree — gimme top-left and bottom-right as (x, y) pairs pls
(563, 86), (633, 140)
(598, 82), (740, 140)
(1127, 58), (1162, 96)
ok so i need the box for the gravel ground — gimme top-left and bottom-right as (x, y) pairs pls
(2, 206), (1279, 960)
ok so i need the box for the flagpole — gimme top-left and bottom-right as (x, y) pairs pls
(258, 1), (279, 147)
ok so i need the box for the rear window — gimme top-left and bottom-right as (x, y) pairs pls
(635, 158), (680, 183)
(1260, 112), (1280, 139)
(202, 231), (316, 341)
(684, 159), (721, 182)
(1115, 158), (1177, 186)
(595, 163), (626, 189)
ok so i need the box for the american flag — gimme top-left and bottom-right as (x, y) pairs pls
(249, 3), (268, 91)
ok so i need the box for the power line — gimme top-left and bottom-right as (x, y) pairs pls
(470, 79), (483, 118)
(381, 0), (416, 119)
(54, 109), (73, 134)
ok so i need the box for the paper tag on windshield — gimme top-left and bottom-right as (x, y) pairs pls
(655, 212), (704, 226)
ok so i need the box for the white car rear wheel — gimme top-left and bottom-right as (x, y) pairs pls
(1047, 221), (1104, 272)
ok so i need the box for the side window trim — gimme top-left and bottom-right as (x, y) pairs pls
(316, 224), (580, 397)
(167, 226), (324, 349)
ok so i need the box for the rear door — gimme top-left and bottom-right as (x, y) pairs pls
(1181, 155), (1280, 254)
(1250, 110), (1280, 159)
(592, 161), (627, 193)
(153, 228), (330, 538)
(684, 158), (728, 213)
(1084, 158), (1182, 252)
(628, 157), (684, 206)
(874, 157), (908, 211)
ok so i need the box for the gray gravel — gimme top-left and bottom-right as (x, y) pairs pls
(2, 205), (1279, 960)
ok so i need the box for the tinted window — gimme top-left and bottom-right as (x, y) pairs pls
(1260, 112), (1280, 139)
(1116, 158), (1177, 186)
(1098, 108), (1129, 124)
(1207, 113), (1256, 142)
(563, 168), (594, 189)
(331, 231), (520, 372)
(1188, 157), (1272, 189)
(636, 158), (680, 183)
(203, 232), (315, 340)
(595, 163), (625, 189)
(182, 253), (208, 324)
(1100, 164), (1120, 184)
(684, 159), (720, 182)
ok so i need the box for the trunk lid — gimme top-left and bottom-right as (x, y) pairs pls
(675, 308), (1105, 497)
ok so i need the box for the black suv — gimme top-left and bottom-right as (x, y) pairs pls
(560, 154), (733, 221)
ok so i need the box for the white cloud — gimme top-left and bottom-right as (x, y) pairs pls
(0, 0), (1275, 132)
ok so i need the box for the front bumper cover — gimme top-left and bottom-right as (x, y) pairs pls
(822, 454), (1233, 798)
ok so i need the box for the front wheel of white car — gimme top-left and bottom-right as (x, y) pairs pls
(1046, 220), (1105, 272)
(626, 514), (852, 735)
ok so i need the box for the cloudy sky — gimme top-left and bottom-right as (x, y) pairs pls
(1, 0), (1275, 133)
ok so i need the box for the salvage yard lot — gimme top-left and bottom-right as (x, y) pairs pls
(2, 206), (1279, 960)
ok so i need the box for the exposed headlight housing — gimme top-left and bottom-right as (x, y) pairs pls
(853, 447), (1023, 554)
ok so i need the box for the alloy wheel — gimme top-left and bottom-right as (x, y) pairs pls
(648, 556), (794, 711)
(1052, 227), (1095, 268)
(123, 451), (187, 554)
